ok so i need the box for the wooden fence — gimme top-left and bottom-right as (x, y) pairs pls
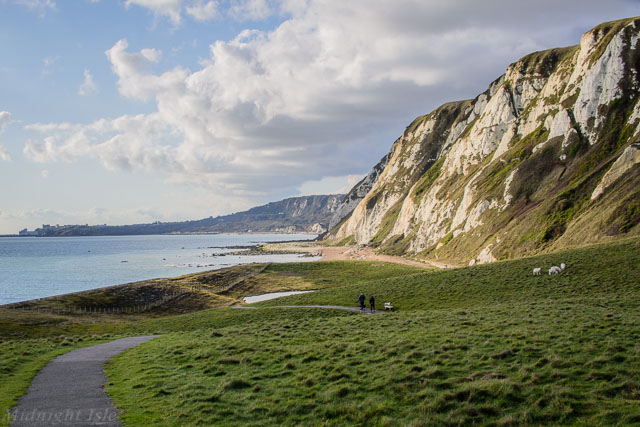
(3, 263), (272, 315)
(6, 292), (185, 315)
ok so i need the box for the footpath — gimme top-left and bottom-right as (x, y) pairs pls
(11, 336), (158, 427)
(233, 305), (387, 314)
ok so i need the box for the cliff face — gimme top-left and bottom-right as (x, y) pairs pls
(232, 194), (344, 234)
(328, 151), (393, 230)
(327, 17), (640, 264)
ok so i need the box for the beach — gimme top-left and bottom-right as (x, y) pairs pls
(264, 241), (446, 269)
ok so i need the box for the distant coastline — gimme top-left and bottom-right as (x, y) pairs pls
(10, 231), (319, 238)
(15, 194), (343, 238)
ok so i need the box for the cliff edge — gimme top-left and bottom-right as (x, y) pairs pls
(326, 17), (640, 265)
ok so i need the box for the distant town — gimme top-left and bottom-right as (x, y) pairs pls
(19, 224), (111, 236)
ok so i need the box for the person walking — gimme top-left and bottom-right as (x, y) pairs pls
(358, 292), (366, 311)
(369, 295), (375, 312)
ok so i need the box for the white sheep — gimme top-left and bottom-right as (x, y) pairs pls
(560, 263), (566, 270)
(533, 267), (541, 276)
(549, 266), (562, 275)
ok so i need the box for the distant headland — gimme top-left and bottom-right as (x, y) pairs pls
(17, 194), (344, 237)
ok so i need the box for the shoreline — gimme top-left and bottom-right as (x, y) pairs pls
(0, 233), (319, 307)
(318, 246), (437, 269)
(1, 238), (441, 308)
(0, 251), (320, 308)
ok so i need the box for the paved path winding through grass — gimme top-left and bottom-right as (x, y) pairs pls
(10, 336), (159, 427)
(233, 305), (387, 314)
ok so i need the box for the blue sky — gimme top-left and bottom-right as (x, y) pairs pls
(0, 0), (638, 234)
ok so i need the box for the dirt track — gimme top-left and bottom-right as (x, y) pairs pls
(264, 242), (454, 270)
(318, 246), (434, 268)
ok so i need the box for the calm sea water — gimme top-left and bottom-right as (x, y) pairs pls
(0, 234), (317, 305)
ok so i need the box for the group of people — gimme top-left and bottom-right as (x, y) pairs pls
(358, 292), (375, 312)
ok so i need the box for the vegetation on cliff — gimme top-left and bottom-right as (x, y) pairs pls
(326, 17), (640, 265)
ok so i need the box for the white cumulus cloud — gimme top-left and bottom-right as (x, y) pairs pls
(125, 0), (183, 25)
(229, 0), (273, 21)
(105, 40), (171, 101)
(22, 0), (640, 200)
(0, 146), (10, 161)
(78, 68), (98, 96)
(0, 111), (11, 161)
(185, 0), (218, 21)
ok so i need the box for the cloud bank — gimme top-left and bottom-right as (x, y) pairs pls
(23, 0), (640, 200)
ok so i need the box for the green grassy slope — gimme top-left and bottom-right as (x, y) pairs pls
(102, 238), (640, 426)
(0, 261), (420, 425)
(257, 238), (638, 311)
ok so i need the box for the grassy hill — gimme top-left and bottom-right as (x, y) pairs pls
(2, 238), (640, 425)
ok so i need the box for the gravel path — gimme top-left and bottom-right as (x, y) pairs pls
(10, 336), (159, 427)
(233, 305), (388, 314)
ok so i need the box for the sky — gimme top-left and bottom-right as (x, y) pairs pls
(0, 0), (638, 234)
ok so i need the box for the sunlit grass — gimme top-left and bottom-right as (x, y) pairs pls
(2, 238), (640, 425)
(107, 302), (640, 425)
(106, 238), (640, 425)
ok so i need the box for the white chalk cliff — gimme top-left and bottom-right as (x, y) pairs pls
(327, 17), (640, 263)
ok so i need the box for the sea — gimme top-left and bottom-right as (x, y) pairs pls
(0, 233), (318, 305)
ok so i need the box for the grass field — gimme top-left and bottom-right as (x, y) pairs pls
(2, 238), (640, 425)
(0, 261), (421, 426)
